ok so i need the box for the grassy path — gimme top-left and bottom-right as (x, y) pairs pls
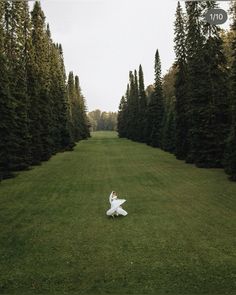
(0, 131), (235, 294)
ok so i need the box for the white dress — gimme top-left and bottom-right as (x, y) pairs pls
(106, 192), (128, 217)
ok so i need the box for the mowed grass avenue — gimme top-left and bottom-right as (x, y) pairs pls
(0, 131), (235, 294)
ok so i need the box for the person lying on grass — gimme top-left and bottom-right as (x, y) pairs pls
(106, 191), (128, 218)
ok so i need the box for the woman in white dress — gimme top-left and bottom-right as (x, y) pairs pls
(106, 191), (128, 217)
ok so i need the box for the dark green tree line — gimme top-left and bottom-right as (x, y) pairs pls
(118, 1), (236, 181)
(119, 67), (148, 142)
(67, 72), (90, 142)
(118, 52), (164, 148)
(0, 1), (90, 180)
(185, 1), (229, 167)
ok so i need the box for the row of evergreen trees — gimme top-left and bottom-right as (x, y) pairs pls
(118, 1), (236, 181)
(0, 1), (90, 180)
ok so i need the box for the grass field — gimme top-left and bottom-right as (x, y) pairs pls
(0, 131), (235, 294)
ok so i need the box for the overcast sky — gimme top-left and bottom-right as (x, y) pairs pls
(38, 0), (230, 112)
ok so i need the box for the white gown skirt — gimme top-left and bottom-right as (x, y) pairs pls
(106, 199), (128, 216)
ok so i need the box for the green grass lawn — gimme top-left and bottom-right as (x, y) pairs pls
(0, 131), (235, 294)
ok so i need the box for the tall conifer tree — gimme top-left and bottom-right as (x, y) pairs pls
(125, 71), (137, 140)
(67, 71), (77, 141)
(145, 49), (164, 147)
(185, 2), (208, 164)
(174, 2), (189, 160)
(117, 95), (127, 138)
(132, 69), (140, 141)
(75, 75), (90, 140)
(30, 1), (52, 162)
(138, 65), (147, 142)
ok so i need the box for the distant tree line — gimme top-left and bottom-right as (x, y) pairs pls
(0, 1), (90, 180)
(88, 109), (117, 131)
(118, 1), (236, 181)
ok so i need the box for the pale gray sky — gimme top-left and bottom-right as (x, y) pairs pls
(38, 0), (230, 112)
